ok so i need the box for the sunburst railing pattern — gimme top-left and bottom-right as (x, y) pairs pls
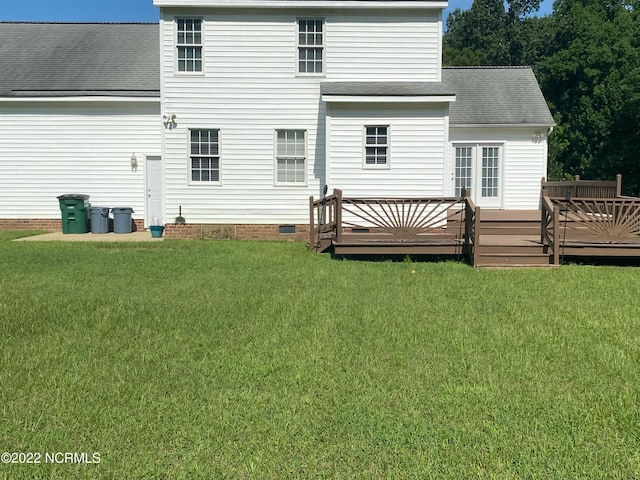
(552, 198), (640, 240)
(340, 197), (463, 238)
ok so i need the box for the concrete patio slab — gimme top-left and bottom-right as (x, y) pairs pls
(15, 231), (164, 242)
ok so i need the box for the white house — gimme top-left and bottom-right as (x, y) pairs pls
(0, 1), (554, 239)
(0, 22), (161, 231)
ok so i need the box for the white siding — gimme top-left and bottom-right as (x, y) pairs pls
(450, 127), (548, 210)
(327, 104), (447, 197)
(0, 101), (161, 219)
(326, 12), (441, 81)
(159, 7), (442, 223)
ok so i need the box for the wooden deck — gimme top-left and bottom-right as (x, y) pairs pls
(310, 177), (640, 267)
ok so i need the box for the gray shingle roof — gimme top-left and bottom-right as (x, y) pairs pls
(443, 67), (555, 126)
(0, 24), (553, 129)
(0, 22), (160, 98)
(321, 81), (455, 97)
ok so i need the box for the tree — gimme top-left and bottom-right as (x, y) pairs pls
(443, 0), (544, 66)
(444, 0), (640, 192)
(538, 0), (640, 191)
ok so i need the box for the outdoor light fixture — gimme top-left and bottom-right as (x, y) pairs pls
(163, 113), (177, 129)
(532, 131), (545, 142)
(131, 152), (138, 172)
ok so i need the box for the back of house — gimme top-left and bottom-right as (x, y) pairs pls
(0, 1), (554, 237)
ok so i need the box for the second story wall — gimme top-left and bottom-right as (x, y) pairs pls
(159, 7), (443, 90)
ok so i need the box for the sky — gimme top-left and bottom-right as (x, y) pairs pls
(1, 0), (554, 23)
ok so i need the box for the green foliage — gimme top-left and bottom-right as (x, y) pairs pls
(539, 0), (640, 192)
(1, 239), (639, 478)
(443, 0), (544, 66)
(445, 0), (640, 193)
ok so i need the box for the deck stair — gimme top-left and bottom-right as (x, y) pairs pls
(473, 210), (553, 267)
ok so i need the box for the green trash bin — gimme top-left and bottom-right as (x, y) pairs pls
(57, 194), (90, 234)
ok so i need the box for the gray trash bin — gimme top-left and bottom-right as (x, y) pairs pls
(90, 207), (110, 234)
(112, 207), (134, 234)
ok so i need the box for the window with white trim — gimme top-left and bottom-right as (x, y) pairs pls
(276, 130), (306, 184)
(365, 126), (389, 166)
(298, 19), (324, 74)
(177, 19), (202, 72)
(190, 129), (219, 182)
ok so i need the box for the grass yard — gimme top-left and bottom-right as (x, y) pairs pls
(0, 231), (638, 479)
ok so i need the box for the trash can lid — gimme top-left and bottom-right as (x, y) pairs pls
(90, 206), (110, 212)
(57, 194), (90, 200)
(111, 207), (134, 213)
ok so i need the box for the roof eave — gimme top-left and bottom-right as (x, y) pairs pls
(322, 94), (456, 103)
(451, 122), (556, 128)
(0, 95), (160, 103)
(154, 0), (448, 9)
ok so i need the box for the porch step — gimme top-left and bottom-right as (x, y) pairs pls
(477, 243), (543, 255)
(479, 225), (541, 236)
(474, 212), (551, 266)
(475, 252), (553, 267)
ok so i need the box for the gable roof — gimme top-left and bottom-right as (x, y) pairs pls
(443, 67), (555, 127)
(0, 22), (160, 98)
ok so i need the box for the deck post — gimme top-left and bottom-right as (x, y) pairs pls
(473, 206), (481, 267)
(553, 205), (560, 265)
(335, 189), (343, 243)
(616, 174), (622, 197)
(309, 196), (315, 249)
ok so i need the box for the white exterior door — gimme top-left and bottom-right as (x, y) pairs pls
(145, 155), (163, 226)
(453, 145), (502, 208)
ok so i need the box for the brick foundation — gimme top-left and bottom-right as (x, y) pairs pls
(0, 218), (145, 233)
(164, 223), (309, 241)
(0, 219), (63, 231)
(1, 218), (309, 242)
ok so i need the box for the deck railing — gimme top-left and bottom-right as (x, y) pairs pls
(541, 195), (560, 265)
(462, 188), (479, 266)
(340, 196), (463, 236)
(310, 188), (478, 261)
(549, 197), (640, 240)
(541, 174), (640, 254)
(541, 174), (622, 199)
(309, 189), (341, 251)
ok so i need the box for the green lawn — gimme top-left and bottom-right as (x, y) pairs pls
(0, 232), (638, 479)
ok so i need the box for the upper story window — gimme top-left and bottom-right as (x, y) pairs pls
(365, 126), (389, 167)
(298, 19), (324, 75)
(190, 129), (219, 183)
(276, 130), (306, 184)
(177, 19), (202, 73)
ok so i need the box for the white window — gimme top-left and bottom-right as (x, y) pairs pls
(177, 19), (202, 72)
(298, 19), (324, 74)
(276, 130), (306, 184)
(364, 126), (389, 167)
(190, 129), (219, 182)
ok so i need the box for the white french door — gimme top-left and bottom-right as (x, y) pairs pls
(453, 144), (502, 208)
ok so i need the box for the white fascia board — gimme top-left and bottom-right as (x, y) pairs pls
(154, 0), (448, 9)
(0, 96), (160, 104)
(451, 123), (555, 128)
(322, 95), (456, 103)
